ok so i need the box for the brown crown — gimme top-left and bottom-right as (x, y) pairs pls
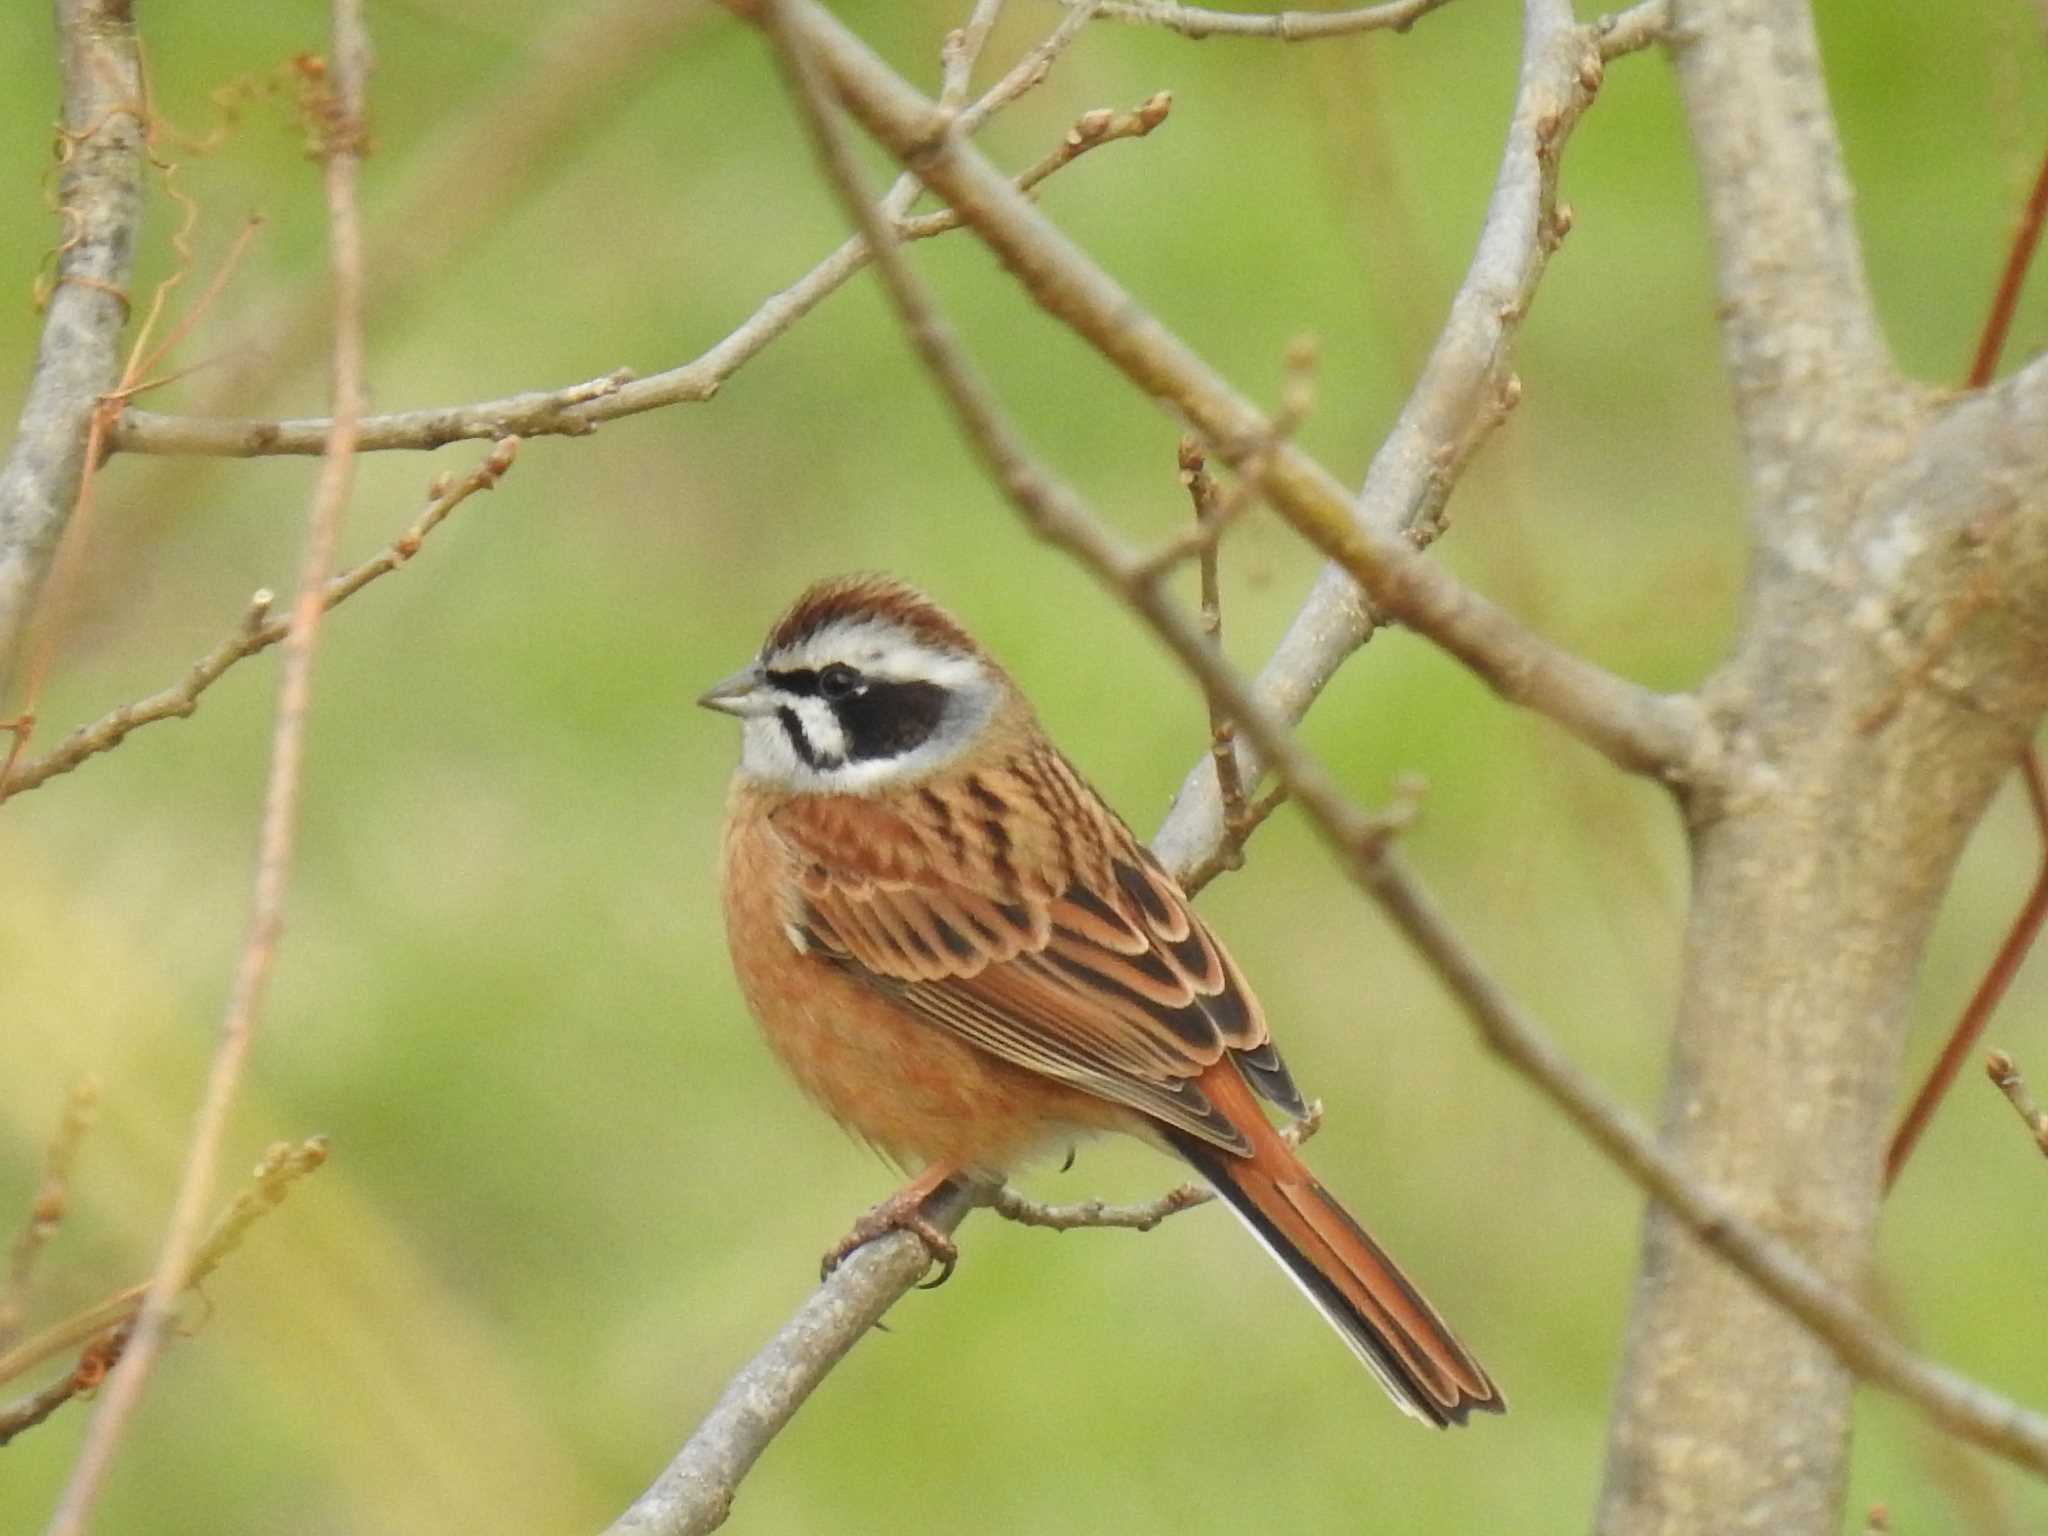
(765, 573), (980, 659)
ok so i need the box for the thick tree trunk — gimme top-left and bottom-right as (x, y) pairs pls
(1601, 554), (2047, 1530)
(1595, 0), (2048, 1504)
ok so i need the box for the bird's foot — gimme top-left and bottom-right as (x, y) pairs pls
(821, 1184), (960, 1289)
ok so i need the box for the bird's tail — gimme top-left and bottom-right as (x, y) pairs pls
(1166, 1077), (1504, 1427)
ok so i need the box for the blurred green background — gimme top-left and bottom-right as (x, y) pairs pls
(4, 1), (2046, 1531)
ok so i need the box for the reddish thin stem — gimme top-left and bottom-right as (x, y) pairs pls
(1966, 143), (2048, 390)
(1882, 134), (2048, 1192)
(1887, 753), (2048, 1188)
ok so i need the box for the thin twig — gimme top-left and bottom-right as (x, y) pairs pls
(1181, 440), (1249, 854)
(0, 1080), (99, 1351)
(0, 1139), (328, 1396)
(1883, 134), (2048, 1188)
(1886, 751), (2048, 1186)
(766, 0), (1709, 790)
(110, 3), (1117, 460)
(0, 438), (518, 802)
(1987, 1052), (2048, 1160)
(1068, 0), (1455, 41)
(1968, 138), (2048, 389)
(1153, 0), (1670, 877)
(991, 1182), (1206, 1232)
(42, 5), (370, 1527)
(989, 1101), (1323, 1232)
(0, 1329), (126, 1450)
(759, 0), (1416, 899)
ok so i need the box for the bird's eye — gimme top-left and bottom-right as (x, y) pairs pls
(818, 663), (860, 700)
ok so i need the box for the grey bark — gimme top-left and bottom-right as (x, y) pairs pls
(1595, 4), (2048, 1531)
(0, 0), (144, 693)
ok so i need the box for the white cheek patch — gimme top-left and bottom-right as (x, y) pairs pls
(785, 696), (845, 762)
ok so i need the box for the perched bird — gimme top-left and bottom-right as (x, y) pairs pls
(701, 573), (1502, 1426)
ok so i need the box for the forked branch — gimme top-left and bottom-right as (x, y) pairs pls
(751, 0), (1708, 793)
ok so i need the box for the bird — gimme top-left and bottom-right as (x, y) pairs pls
(700, 572), (1502, 1427)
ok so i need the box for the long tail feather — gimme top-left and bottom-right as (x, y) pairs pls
(1167, 1070), (1504, 1427)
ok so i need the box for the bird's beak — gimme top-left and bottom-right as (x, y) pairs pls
(697, 665), (768, 717)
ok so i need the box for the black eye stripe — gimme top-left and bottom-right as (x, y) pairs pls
(839, 679), (949, 762)
(775, 706), (831, 769)
(765, 667), (821, 697)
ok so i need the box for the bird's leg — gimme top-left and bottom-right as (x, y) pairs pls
(822, 1163), (962, 1289)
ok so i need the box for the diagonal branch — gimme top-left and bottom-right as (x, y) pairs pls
(1365, 851), (2048, 1477)
(1158, 0), (1660, 869)
(602, 1181), (977, 1536)
(0, 0), (145, 690)
(109, 1), (1121, 460)
(0, 438), (519, 803)
(741, 0), (1709, 791)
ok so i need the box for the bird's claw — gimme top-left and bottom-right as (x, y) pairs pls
(821, 1194), (960, 1288)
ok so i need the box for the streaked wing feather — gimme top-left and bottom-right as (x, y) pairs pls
(772, 755), (1303, 1152)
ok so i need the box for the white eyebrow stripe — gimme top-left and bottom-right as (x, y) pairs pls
(777, 620), (987, 691)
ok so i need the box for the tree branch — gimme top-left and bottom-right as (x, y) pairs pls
(0, 1139), (327, 1403)
(0, 439), (518, 803)
(0, 0), (145, 691)
(1363, 852), (2048, 1479)
(1065, 0), (1454, 41)
(1157, 0), (1668, 872)
(1986, 1051), (2048, 1161)
(745, 0), (1709, 792)
(108, 2), (1125, 460)
(41, 4), (371, 1526)
(602, 1181), (976, 1536)
(0, 1079), (99, 1351)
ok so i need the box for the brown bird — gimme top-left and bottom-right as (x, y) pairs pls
(701, 573), (1502, 1426)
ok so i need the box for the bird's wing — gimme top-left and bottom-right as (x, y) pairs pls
(768, 751), (1304, 1154)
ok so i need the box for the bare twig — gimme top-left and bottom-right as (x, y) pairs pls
(1884, 133), (2048, 1188)
(1887, 750), (2048, 1186)
(762, 0), (1708, 790)
(0, 1330), (125, 1450)
(43, 6), (371, 1527)
(0, 438), (518, 802)
(1593, 1), (1669, 58)
(990, 1182), (1206, 1233)
(0, 1139), (328, 1397)
(1069, 0), (1455, 42)
(1181, 440), (1249, 853)
(1155, 0), (1668, 876)
(0, 1080), (99, 1350)
(0, 0), (145, 690)
(760, 0), (1419, 901)
(1967, 137), (2048, 389)
(110, 2), (1119, 460)
(990, 1101), (1323, 1232)
(132, 0), (717, 464)
(1987, 1052), (2048, 1159)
